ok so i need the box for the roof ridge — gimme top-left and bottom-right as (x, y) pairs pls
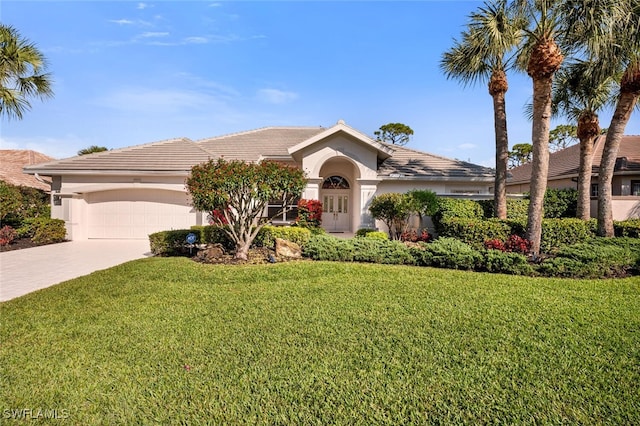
(195, 125), (325, 143)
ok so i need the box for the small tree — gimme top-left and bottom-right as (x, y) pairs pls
(0, 181), (22, 224)
(508, 143), (533, 168)
(369, 192), (411, 239)
(186, 159), (307, 260)
(373, 123), (414, 146)
(548, 124), (578, 152)
(406, 189), (438, 223)
(78, 145), (108, 156)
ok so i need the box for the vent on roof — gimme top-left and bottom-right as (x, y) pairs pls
(615, 157), (628, 171)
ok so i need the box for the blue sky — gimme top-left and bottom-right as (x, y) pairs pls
(2, 1), (638, 166)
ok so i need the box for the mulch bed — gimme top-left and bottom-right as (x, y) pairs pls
(0, 238), (66, 252)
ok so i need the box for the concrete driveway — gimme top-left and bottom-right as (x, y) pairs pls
(0, 240), (152, 302)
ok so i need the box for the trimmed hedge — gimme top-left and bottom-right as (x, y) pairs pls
(351, 238), (414, 264)
(303, 234), (355, 262)
(614, 219), (640, 238)
(432, 198), (483, 232)
(17, 218), (66, 244)
(149, 229), (194, 256)
(483, 249), (534, 276)
(478, 199), (530, 220)
(539, 218), (596, 253)
(363, 231), (389, 240)
(255, 225), (312, 248)
(438, 218), (511, 249)
(190, 225), (235, 250)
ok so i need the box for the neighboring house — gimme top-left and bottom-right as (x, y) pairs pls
(0, 150), (54, 191)
(24, 120), (495, 240)
(507, 134), (640, 220)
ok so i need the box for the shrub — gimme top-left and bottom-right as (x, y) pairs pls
(479, 198), (530, 220)
(17, 218), (66, 244)
(0, 225), (17, 246)
(363, 231), (389, 240)
(432, 198), (483, 232)
(296, 199), (323, 228)
(254, 225), (312, 248)
(542, 188), (578, 218)
(351, 238), (414, 265)
(538, 238), (640, 278)
(438, 218), (511, 249)
(411, 238), (482, 270)
(355, 228), (377, 237)
(369, 192), (411, 239)
(303, 234), (354, 262)
(540, 218), (595, 253)
(190, 225), (235, 250)
(149, 230), (194, 256)
(399, 229), (431, 242)
(614, 219), (640, 238)
(483, 250), (534, 276)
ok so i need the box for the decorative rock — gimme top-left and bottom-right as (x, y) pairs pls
(275, 238), (301, 258)
(197, 243), (225, 261)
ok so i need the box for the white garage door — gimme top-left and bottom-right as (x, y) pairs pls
(87, 189), (197, 239)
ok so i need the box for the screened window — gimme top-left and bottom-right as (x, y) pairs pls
(590, 184), (599, 197)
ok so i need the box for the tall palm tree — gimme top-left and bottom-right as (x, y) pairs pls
(440, 0), (524, 220)
(0, 24), (53, 120)
(551, 61), (614, 220)
(592, 1), (640, 237)
(516, 0), (564, 256)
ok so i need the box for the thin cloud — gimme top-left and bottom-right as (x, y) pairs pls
(257, 89), (299, 105)
(137, 3), (149, 10)
(139, 32), (170, 38)
(109, 19), (135, 25)
(458, 143), (477, 149)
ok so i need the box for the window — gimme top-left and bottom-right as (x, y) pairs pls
(590, 183), (598, 197)
(267, 197), (299, 222)
(632, 181), (640, 196)
(322, 176), (350, 189)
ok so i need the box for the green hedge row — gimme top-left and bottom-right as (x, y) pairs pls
(302, 234), (639, 278)
(438, 217), (597, 253)
(614, 219), (640, 238)
(254, 225), (313, 248)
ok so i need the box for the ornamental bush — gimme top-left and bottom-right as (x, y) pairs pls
(411, 237), (483, 270)
(149, 230), (194, 256)
(355, 228), (377, 237)
(542, 188), (578, 218)
(438, 218), (511, 249)
(539, 218), (596, 253)
(351, 238), (414, 265)
(479, 199), (529, 220)
(303, 234), (354, 262)
(432, 198), (483, 233)
(614, 219), (640, 238)
(363, 231), (389, 240)
(296, 199), (322, 228)
(483, 250), (534, 276)
(17, 218), (66, 244)
(0, 225), (17, 246)
(538, 238), (640, 278)
(254, 225), (312, 248)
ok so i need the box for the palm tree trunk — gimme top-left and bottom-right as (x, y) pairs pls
(525, 76), (554, 256)
(576, 134), (597, 220)
(492, 91), (509, 219)
(597, 91), (639, 236)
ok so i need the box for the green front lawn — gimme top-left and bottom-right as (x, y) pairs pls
(1, 258), (639, 424)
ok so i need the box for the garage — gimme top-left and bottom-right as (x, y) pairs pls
(87, 189), (197, 239)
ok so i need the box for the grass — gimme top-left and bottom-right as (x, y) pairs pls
(1, 258), (639, 424)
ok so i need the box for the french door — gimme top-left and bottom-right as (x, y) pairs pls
(322, 191), (350, 232)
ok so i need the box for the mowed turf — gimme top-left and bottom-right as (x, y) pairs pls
(1, 258), (639, 424)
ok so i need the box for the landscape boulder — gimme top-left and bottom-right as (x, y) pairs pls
(275, 238), (302, 258)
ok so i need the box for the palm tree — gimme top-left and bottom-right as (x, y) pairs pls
(0, 24), (53, 120)
(592, 2), (640, 237)
(440, 0), (524, 220)
(516, 0), (564, 256)
(551, 61), (614, 220)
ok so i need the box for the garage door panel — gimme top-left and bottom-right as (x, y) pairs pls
(88, 189), (196, 239)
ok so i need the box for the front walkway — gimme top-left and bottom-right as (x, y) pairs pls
(0, 240), (151, 302)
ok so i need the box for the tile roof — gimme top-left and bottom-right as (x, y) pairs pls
(23, 138), (216, 173)
(508, 134), (640, 183)
(0, 150), (55, 190)
(23, 124), (495, 181)
(378, 144), (495, 180)
(197, 126), (326, 161)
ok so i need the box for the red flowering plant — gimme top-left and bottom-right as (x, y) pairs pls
(484, 235), (531, 254)
(296, 199), (322, 228)
(0, 225), (17, 246)
(400, 229), (431, 243)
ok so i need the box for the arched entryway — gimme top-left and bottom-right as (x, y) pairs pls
(321, 175), (351, 232)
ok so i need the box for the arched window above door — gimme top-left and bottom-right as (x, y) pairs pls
(322, 176), (350, 189)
